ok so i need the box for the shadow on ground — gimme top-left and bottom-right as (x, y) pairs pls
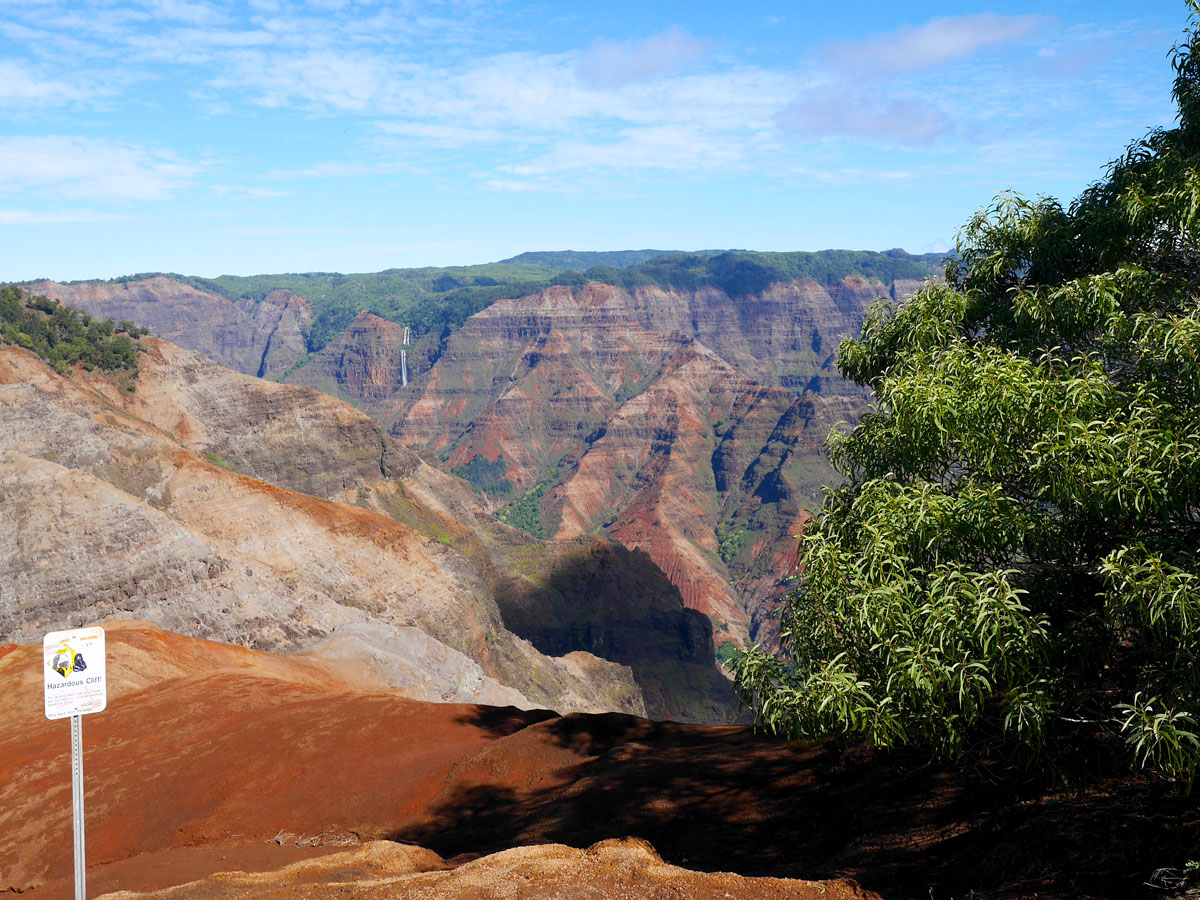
(400, 710), (1200, 900)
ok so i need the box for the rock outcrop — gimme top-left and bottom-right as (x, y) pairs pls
(91, 840), (867, 900)
(27, 276), (312, 378)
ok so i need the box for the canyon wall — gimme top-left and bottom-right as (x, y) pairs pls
(28, 277), (312, 378)
(0, 338), (737, 722)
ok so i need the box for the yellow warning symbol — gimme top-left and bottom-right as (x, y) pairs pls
(49, 643), (77, 679)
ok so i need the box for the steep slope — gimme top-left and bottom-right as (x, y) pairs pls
(284, 310), (410, 404)
(0, 329), (736, 721)
(0, 347), (618, 713)
(27, 276), (312, 378)
(380, 281), (893, 646)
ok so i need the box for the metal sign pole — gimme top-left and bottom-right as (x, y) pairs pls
(71, 713), (86, 900)
(44, 626), (105, 900)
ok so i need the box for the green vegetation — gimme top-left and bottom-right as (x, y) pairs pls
(499, 249), (677, 269)
(497, 472), (560, 538)
(0, 286), (145, 377)
(453, 454), (515, 497)
(168, 262), (561, 353)
(202, 451), (234, 470)
(25, 250), (941, 369)
(733, 11), (1200, 785)
(553, 249), (944, 299)
(716, 523), (750, 565)
(715, 640), (740, 668)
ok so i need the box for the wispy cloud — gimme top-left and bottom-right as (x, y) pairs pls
(0, 0), (1177, 249)
(0, 137), (198, 201)
(776, 13), (1059, 149)
(821, 13), (1053, 75)
(210, 49), (393, 111)
(0, 60), (106, 105)
(777, 88), (952, 146)
(506, 124), (748, 176)
(575, 26), (712, 88)
(374, 120), (508, 147)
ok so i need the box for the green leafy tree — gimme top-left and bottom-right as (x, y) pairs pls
(734, 9), (1200, 783)
(0, 286), (143, 376)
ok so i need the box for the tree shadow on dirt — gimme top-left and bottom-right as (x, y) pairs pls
(398, 709), (1200, 900)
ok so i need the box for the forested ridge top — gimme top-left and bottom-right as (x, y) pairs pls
(555, 249), (944, 297)
(14, 249), (944, 356)
(499, 249), (680, 268)
(0, 285), (146, 380)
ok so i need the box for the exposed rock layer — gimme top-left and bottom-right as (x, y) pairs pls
(28, 277), (312, 379)
(379, 281), (894, 645)
(27, 273), (926, 649)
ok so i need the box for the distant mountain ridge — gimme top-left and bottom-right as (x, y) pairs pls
(499, 249), (681, 269)
(17, 248), (942, 357)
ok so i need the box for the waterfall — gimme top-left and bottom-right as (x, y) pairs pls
(401, 325), (410, 387)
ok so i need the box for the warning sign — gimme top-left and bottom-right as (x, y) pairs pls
(43, 627), (106, 720)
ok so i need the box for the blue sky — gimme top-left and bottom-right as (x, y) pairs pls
(0, 0), (1187, 280)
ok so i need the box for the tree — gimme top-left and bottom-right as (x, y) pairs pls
(733, 7), (1200, 783)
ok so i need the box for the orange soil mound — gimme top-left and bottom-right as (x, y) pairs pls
(92, 839), (872, 900)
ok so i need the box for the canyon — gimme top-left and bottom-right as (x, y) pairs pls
(27, 252), (938, 652)
(0, 332), (736, 722)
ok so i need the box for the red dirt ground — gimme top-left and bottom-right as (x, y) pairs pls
(1, 622), (1195, 900)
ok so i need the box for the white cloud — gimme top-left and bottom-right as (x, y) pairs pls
(0, 136), (197, 201)
(0, 208), (119, 225)
(772, 13), (1055, 149)
(374, 120), (507, 146)
(507, 124), (746, 176)
(575, 26), (712, 88)
(210, 50), (391, 110)
(821, 13), (1052, 74)
(0, 60), (102, 105)
(777, 87), (952, 146)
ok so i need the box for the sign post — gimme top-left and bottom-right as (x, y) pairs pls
(43, 627), (106, 900)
